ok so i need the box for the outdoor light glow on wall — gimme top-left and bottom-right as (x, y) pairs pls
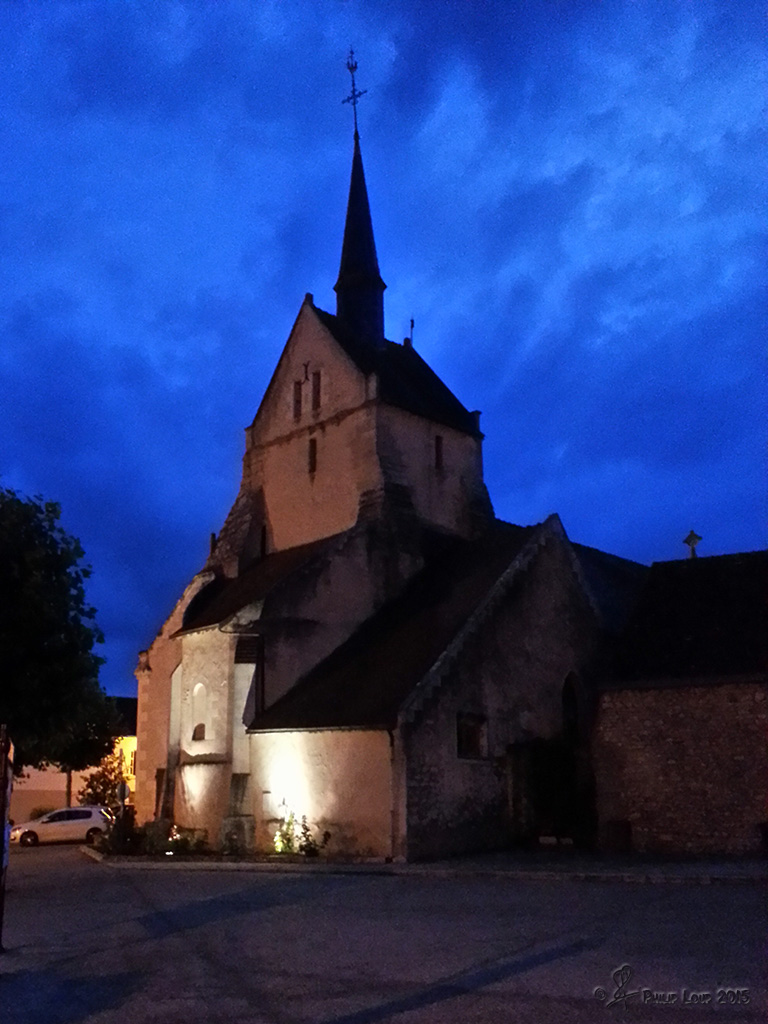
(180, 763), (212, 811)
(265, 739), (312, 819)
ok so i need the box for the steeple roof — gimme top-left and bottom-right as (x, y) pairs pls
(334, 133), (386, 346)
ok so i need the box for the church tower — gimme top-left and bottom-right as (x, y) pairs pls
(206, 55), (491, 576)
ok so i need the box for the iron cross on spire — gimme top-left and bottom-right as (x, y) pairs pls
(342, 48), (366, 138)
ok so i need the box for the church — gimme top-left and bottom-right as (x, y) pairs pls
(135, 69), (766, 861)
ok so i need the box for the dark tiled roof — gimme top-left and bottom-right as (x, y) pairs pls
(248, 521), (534, 731)
(314, 306), (481, 438)
(179, 536), (336, 633)
(606, 550), (767, 685)
(572, 543), (648, 634)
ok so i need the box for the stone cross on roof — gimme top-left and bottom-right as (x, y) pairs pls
(683, 530), (702, 558)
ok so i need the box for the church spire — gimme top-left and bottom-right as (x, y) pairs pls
(334, 51), (386, 347)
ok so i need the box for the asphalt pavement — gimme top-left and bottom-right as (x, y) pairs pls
(1, 845), (764, 1024)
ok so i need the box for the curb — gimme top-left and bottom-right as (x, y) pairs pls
(78, 848), (767, 884)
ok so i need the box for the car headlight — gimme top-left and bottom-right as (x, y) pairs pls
(10, 828), (21, 839)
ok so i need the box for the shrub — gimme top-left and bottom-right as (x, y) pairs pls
(29, 806), (55, 821)
(273, 811), (296, 853)
(298, 816), (331, 857)
(95, 810), (145, 855)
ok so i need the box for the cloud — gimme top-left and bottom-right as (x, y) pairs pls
(0, 1), (763, 694)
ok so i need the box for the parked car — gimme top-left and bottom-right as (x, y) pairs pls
(9, 806), (114, 846)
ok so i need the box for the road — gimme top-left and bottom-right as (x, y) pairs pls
(0, 845), (764, 1023)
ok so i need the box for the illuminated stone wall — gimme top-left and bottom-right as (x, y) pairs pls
(216, 300), (383, 564)
(376, 404), (489, 538)
(249, 729), (393, 858)
(134, 574), (213, 825)
(594, 681), (768, 855)
(172, 628), (236, 838)
(211, 298), (488, 574)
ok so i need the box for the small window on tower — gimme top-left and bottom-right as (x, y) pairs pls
(434, 434), (444, 472)
(308, 437), (317, 474)
(293, 381), (302, 421)
(312, 370), (321, 411)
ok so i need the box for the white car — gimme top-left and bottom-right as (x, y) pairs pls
(9, 806), (114, 846)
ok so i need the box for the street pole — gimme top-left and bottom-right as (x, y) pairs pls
(0, 724), (15, 953)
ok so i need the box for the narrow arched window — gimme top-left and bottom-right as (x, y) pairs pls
(192, 682), (207, 742)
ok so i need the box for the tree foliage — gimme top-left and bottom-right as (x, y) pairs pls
(0, 487), (115, 771)
(78, 750), (126, 807)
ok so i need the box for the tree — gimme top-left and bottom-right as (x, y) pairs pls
(0, 487), (115, 771)
(77, 750), (126, 807)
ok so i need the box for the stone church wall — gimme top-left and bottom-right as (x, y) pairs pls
(376, 404), (486, 538)
(172, 628), (236, 839)
(134, 574), (213, 825)
(261, 524), (425, 710)
(249, 729), (392, 858)
(243, 305), (382, 553)
(594, 680), (768, 855)
(404, 535), (600, 860)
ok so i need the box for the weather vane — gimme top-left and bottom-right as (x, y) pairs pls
(342, 48), (366, 137)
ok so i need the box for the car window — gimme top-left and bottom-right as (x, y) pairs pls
(70, 810), (91, 820)
(45, 811), (69, 822)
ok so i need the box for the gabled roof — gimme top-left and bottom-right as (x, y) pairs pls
(314, 305), (481, 438)
(178, 535), (336, 634)
(606, 550), (767, 686)
(247, 521), (536, 731)
(572, 543), (647, 634)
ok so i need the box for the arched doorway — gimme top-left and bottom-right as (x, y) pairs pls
(506, 674), (596, 849)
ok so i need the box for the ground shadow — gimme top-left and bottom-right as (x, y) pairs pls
(315, 933), (606, 1024)
(0, 968), (139, 1024)
(136, 873), (352, 939)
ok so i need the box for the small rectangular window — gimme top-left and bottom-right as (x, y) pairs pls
(308, 437), (317, 474)
(457, 712), (486, 759)
(312, 370), (321, 411)
(434, 434), (444, 472)
(293, 381), (302, 421)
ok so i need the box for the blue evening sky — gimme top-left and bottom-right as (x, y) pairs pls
(1, 1), (764, 696)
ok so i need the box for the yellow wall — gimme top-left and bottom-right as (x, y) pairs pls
(9, 733), (137, 824)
